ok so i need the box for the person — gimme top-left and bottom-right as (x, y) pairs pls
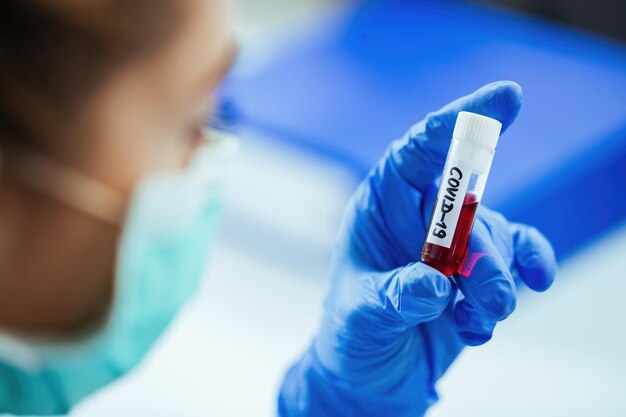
(0, 0), (557, 415)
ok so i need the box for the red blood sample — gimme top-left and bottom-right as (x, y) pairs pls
(422, 193), (479, 276)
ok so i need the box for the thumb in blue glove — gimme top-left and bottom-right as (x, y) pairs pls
(278, 81), (557, 417)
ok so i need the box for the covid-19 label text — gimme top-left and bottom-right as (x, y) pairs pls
(425, 159), (473, 248)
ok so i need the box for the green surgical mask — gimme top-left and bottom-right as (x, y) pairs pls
(0, 131), (237, 415)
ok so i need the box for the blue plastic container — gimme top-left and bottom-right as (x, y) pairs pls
(219, 0), (626, 259)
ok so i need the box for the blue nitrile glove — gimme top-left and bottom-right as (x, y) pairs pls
(278, 81), (557, 417)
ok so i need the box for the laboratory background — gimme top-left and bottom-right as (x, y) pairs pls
(63, 0), (626, 416)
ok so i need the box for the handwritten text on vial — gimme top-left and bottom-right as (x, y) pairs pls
(425, 159), (472, 248)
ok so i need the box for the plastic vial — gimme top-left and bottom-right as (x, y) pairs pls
(421, 111), (502, 276)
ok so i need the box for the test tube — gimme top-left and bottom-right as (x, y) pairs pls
(421, 111), (502, 276)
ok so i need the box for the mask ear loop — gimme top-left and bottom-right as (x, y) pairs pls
(0, 143), (126, 226)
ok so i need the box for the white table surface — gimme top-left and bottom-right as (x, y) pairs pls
(68, 133), (626, 417)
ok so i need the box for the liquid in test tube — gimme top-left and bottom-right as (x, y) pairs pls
(421, 111), (502, 276)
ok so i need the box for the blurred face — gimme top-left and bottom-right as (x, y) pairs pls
(72, 0), (236, 195)
(0, 0), (236, 332)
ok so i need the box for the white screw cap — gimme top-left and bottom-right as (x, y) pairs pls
(453, 111), (503, 151)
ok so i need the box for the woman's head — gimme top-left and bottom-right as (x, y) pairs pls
(0, 0), (236, 332)
(1, 0), (235, 191)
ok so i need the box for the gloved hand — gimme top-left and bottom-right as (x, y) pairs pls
(278, 81), (557, 417)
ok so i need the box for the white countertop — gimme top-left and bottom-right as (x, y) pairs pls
(71, 133), (626, 417)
